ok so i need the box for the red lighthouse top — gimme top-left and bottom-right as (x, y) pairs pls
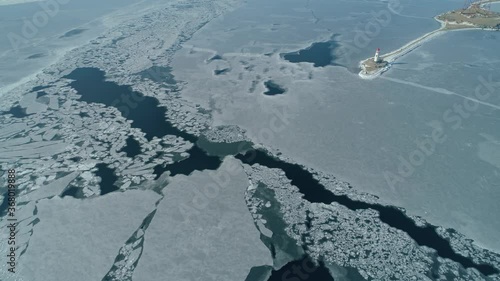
(376, 48), (380, 52)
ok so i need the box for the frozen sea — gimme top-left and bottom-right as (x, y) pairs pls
(0, 0), (156, 94)
(171, 0), (500, 252)
(1, 0), (500, 280)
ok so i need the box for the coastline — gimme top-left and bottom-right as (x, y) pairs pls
(358, 1), (500, 79)
(358, 19), (445, 80)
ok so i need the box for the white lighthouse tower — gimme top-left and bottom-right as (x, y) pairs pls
(374, 48), (381, 63)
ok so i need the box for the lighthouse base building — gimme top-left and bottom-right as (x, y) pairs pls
(374, 48), (382, 63)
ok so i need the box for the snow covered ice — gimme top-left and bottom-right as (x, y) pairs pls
(1, 0), (500, 280)
(133, 158), (272, 281)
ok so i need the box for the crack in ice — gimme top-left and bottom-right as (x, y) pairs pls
(381, 76), (500, 110)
